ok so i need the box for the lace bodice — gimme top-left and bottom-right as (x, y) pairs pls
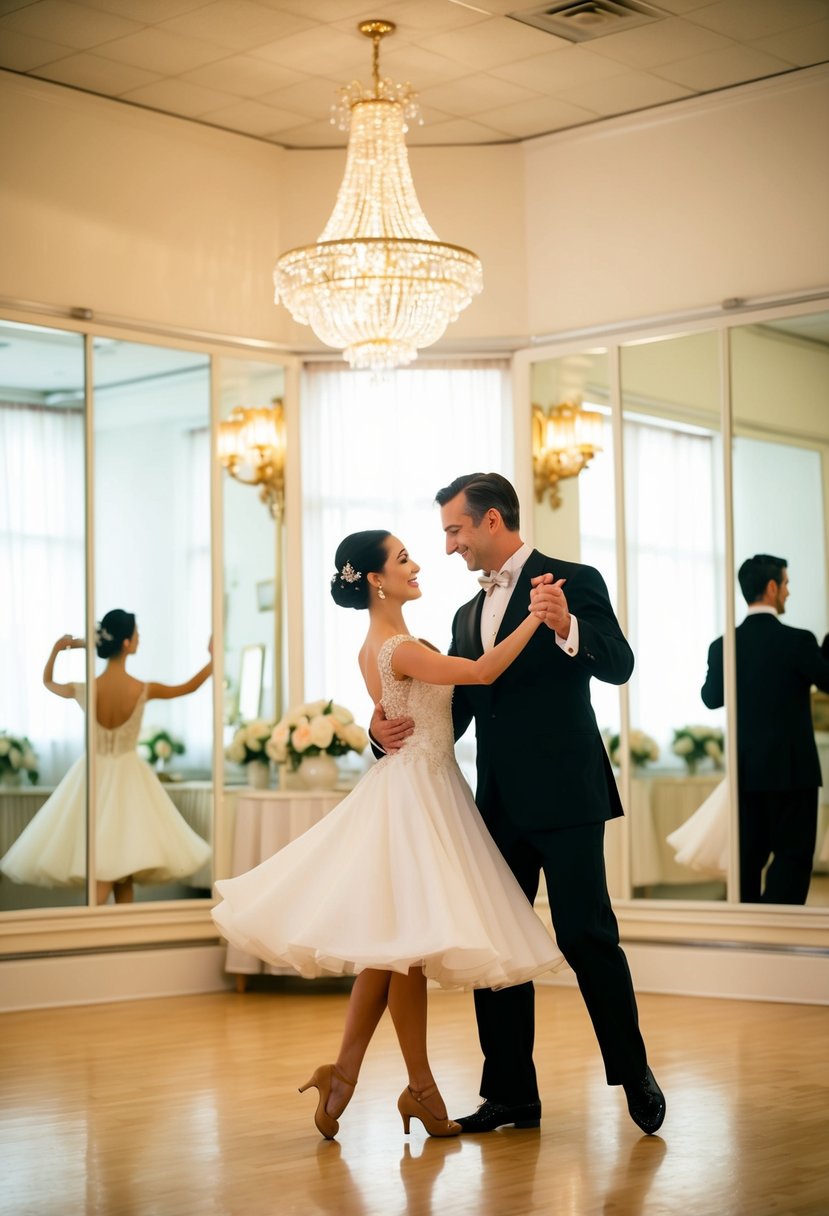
(377, 635), (456, 769)
(75, 685), (148, 757)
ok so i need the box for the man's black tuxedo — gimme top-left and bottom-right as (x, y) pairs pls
(449, 549), (647, 1103)
(701, 612), (829, 902)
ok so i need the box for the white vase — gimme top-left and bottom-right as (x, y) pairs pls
(1, 769), (22, 788)
(298, 753), (339, 790)
(246, 760), (271, 790)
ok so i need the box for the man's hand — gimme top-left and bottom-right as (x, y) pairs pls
(529, 574), (570, 639)
(370, 703), (415, 754)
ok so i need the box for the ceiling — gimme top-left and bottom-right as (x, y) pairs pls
(1, 0), (828, 148)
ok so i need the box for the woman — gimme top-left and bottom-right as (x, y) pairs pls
(212, 530), (563, 1141)
(0, 609), (212, 904)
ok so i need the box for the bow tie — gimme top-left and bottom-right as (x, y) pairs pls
(478, 569), (512, 594)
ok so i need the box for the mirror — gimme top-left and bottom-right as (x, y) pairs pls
(730, 313), (829, 907)
(530, 350), (625, 894)
(0, 320), (88, 911)
(218, 358), (286, 788)
(620, 331), (728, 900)
(93, 338), (213, 902)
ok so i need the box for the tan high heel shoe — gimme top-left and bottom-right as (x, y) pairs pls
(298, 1064), (356, 1140)
(398, 1085), (462, 1138)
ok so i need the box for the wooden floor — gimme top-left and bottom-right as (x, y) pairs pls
(1, 982), (828, 1216)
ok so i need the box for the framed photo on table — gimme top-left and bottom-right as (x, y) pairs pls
(238, 645), (265, 721)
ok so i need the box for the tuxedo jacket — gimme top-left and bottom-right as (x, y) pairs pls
(701, 613), (829, 793)
(449, 550), (633, 833)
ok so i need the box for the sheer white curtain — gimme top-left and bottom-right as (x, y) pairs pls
(624, 419), (725, 758)
(301, 361), (511, 762)
(0, 403), (85, 781)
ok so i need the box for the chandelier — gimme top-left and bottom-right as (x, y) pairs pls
(273, 19), (483, 372)
(532, 401), (604, 509)
(217, 399), (285, 520)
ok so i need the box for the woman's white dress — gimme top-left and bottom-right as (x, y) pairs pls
(665, 778), (729, 876)
(212, 635), (563, 990)
(0, 686), (211, 887)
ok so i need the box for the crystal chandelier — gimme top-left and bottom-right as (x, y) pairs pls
(273, 19), (483, 372)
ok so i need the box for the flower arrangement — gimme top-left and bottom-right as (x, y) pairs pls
(0, 732), (39, 784)
(139, 728), (185, 767)
(266, 700), (369, 770)
(671, 724), (724, 772)
(607, 729), (659, 768)
(225, 719), (275, 767)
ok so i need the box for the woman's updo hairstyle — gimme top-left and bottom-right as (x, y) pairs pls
(96, 609), (136, 659)
(330, 531), (391, 611)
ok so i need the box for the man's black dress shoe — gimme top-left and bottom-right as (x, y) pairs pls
(623, 1067), (666, 1135)
(455, 1100), (541, 1133)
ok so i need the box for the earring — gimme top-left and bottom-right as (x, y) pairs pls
(377, 585), (386, 600)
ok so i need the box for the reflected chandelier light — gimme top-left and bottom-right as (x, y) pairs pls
(273, 19), (483, 372)
(218, 399), (285, 520)
(532, 400), (604, 509)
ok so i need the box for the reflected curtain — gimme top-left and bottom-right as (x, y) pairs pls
(0, 403), (85, 782)
(300, 361), (510, 780)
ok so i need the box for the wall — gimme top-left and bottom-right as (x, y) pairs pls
(522, 66), (829, 338)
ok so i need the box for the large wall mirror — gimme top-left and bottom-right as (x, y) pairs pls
(528, 304), (829, 932)
(0, 320), (87, 911)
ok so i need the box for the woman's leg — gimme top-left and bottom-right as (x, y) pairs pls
(326, 968), (392, 1118)
(113, 878), (134, 903)
(96, 880), (113, 904)
(387, 967), (447, 1119)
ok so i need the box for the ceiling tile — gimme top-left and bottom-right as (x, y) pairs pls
(406, 114), (513, 145)
(419, 14), (561, 70)
(687, 0), (829, 41)
(373, 0), (491, 34)
(73, 0), (210, 17)
(92, 27), (228, 73)
(202, 95), (304, 134)
(158, 1), (313, 54)
(272, 117), (345, 147)
(417, 71), (541, 116)
(750, 19), (829, 67)
(381, 44), (473, 89)
(259, 74), (344, 118)
(653, 43), (796, 90)
(492, 45), (629, 93)
(250, 24), (368, 76)
(558, 69), (695, 117)
(0, 0), (142, 48)
(584, 16), (737, 69)
(120, 76), (237, 117)
(476, 94), (598, 138)
(179, 53), (305, 96)
(0, 0), (41, 14)
(255, 0), (369, 20)
(0, 27), (73, 67)
(640, 0), (717, 12)
(36, 49), (162, 91)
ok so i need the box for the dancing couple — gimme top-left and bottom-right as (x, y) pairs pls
(212, 473), (665, 1141)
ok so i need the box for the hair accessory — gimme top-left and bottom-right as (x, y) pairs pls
(94, 624), (114, 645)
(338, 561), (362, 584)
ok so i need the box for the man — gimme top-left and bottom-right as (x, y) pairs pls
(701, 553), (829, 904)
(371, 472), (665, 1136)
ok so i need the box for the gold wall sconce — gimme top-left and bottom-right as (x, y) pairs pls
(532, 400), (603, 509)
(217, 398), (285, 520)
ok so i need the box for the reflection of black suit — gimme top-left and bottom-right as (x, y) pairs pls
(701, 612), (829, 903)
(450, 549), (647, 1103)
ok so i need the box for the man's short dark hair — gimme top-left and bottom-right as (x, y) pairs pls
(738, 554), (787, 604)
(435, 472), (520, 532)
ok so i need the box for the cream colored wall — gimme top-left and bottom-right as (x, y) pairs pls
(522, 67), (829, 338)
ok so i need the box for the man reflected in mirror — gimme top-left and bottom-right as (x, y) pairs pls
(701, 554), (829, 903)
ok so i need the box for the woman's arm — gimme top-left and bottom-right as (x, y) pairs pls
(392, 610), (542, 687)
(146, 641), (213, 702)
(43, 634), (85, 699)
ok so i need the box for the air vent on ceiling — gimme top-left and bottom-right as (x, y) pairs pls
(509, 1), (665, 43)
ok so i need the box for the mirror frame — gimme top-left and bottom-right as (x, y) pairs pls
(0, 305), (298, 956)
(514, 297), (829, 952)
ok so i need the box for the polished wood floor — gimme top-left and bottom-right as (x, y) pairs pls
(1, 982), (827, 1216)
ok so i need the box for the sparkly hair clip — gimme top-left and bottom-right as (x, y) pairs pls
(331, 561), (362, 587)
(95, 625), (113, 644)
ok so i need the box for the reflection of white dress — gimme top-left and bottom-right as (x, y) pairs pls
(665, 779), (729, 877)
(0, 686), (211, 887)
(212, 635), (563, 990)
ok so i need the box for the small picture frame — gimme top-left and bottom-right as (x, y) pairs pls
(238, 645), (265, 721)
(256, 579), (275, 612)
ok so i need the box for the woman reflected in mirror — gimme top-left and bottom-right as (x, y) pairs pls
(0, 609), (213, 905)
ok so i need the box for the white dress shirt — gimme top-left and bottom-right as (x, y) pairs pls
(480, 542), (580, 657)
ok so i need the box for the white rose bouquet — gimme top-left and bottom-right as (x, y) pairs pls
(607, 729), (659, 768)
(266, 700), (369, 771)
(139, 727), (185, 766)
(671, 724), (724, 772)
(0, 731), (39, 784)
(225, 718), (276, 766)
